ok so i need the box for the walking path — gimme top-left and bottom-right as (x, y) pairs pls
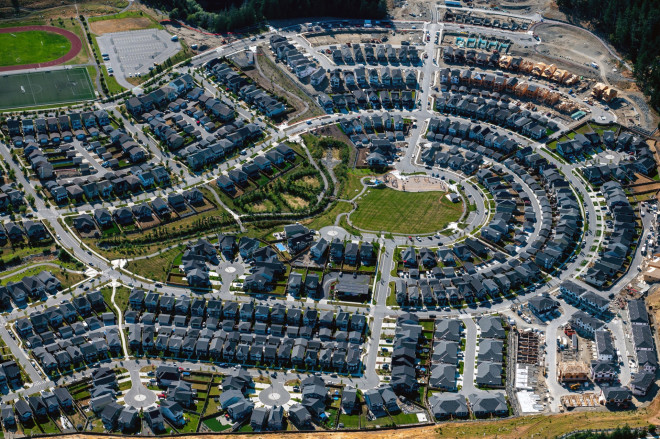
(0, 262), (83, 280)
(111, 280), (130, 360)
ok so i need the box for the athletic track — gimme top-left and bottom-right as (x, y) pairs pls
(0, 25), (82, 73)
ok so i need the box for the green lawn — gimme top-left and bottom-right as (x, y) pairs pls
(125, 247), (182, 282)
(350, 187), (463, 234)
(202, 418), (232, 432)
(420, 321), (435, 331)
(88, 10), (163, 29)
(304, 201), (352, 231)
(0, 31), (71, 67)
(386, 281), (398, 307)
(100, 285), (130, 311)
(177, 413), (200, 433)
(390, 412), (421, 425)
(341, 169), (373, 199)
(339, 413), (361, 428)
(114, 286), (131, 311)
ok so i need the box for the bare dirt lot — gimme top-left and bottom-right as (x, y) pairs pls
(306, 30), (423, 47)
(90, 17), (155, 35)
(533, 23), (616, 74)
(161, 21), (228, 51)
(390, 0), (432, 21)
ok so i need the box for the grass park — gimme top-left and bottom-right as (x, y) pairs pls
(0, 30), (71, 67)
(100, 284), (131, 312)
(124, 246), (182, 283)
(350, 187), (464, 235)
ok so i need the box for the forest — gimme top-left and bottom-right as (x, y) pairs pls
(556, 0), (660, 118)
(143, 0), (387, 33)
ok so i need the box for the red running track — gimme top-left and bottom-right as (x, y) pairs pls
(0, 25), (83, 72)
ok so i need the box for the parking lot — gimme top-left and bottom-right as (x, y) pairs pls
(97, 29), (182, 78)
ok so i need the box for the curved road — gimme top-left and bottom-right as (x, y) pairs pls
(0, 9), (650, 418)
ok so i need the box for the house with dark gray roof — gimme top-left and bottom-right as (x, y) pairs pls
(628, 300), (649, 325)
(475, 361), (503, 387)
(478, 315), (505, 339)
(432, 340), (459, 364)
(429, 364), (457, 390)
(600, 386), (632, 407)
(434, 319), (462, 342)
(595, 329), (616, 363)
(429, 393), (469, 419)
(630, 371), (655, 396)
(478, 339), (503, 363)
(528, 295), (559, 319)
(469, 393), (508, 417)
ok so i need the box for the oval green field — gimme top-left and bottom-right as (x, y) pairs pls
(350, 187), (464, 234)
(0, 30), (72, 67)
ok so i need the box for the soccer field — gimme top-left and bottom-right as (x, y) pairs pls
(0, 68), (95, 110)
(0, 31), (71, 67)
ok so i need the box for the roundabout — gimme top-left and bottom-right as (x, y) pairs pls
(258, 382), (290, 407)
(123, 379), (158, 409)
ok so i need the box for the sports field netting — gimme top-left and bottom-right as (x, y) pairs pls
(0, 67), (95, 110)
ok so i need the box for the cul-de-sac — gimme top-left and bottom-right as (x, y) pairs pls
(0, 0), (657, 437)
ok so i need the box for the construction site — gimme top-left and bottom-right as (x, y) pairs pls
(514, 329), (548, 414)
(560, 392), (601, 409)
(305, 29), (424, 48)
(592, 82), (618, 103)
(556, 325), (594, 390)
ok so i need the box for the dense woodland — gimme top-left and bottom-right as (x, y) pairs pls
(144, 0), (387, 32)
(556, 0), (660, 119)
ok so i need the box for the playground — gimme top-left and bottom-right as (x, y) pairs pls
(383, 171), (450, 192)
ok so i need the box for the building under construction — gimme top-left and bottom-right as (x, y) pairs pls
(558, 361), (590, 383)
(561, 393), (599, 409)
(591, 82), (618, 102)
(517, 329), (540, 365)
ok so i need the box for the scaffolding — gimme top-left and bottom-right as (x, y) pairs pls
(518, 330), (540, 365)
